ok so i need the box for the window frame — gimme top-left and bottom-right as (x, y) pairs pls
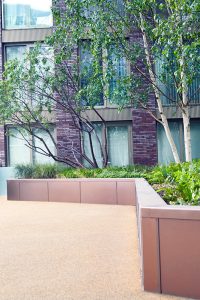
(78, 39), (130, 109)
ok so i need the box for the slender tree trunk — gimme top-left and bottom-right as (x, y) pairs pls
(139, 13), (181, 163)
(180, 45), (192, 162)
(182, 106), (191, 161)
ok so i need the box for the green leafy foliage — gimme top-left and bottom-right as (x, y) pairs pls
(149, 161), (200, 205)
(15, 164), (66, 179)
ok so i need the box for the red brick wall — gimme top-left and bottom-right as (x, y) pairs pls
(56, 110), (81, 165)
(132, 109), (157, 165)
(129, 30), (157, 165)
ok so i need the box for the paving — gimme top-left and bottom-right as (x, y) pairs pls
(0, 197), (188, 300)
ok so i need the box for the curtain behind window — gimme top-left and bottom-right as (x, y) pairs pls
(9, 128), (31, 166)
(108, 125), (129, 166)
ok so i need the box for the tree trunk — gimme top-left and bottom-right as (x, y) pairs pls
(180, 44), (192, 162)
(182, 106), (192, 161)
(139, 13), (181, 163)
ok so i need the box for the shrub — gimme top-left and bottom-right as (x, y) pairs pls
(15, 164), (35, 179)
(15, 163), (65, 179)
(149, 161), (200, 205)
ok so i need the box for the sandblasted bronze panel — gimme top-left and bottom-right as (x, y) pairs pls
(7, 180), (20, 200)
(142, 218), (161, 293)
(160, 219), (200, 299)
(2, 28), (52, 43)
(81, 181), (117, 204)
(48, 181), (80, 203)
(20, 181), (48, 202)
(117, 181), (135, 205)
(142, 206), (200, 220)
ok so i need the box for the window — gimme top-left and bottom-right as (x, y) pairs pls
(157, 121), (184, 164)
(155, 57), (200, 106)
(7, 127), (56, 166)
(5, 45), (26, 61)
(5, 44), (54, 104)
(82, 124), (103, 167)
(83, 122), (132, 167)
(83, 0), (125, 19)
(8, 128), (30, 165)
(79, 40), (104, 106)
(107, 125), (129, 166)
(108, 44), (129, 104)
(2, 0), (52, 29)
(104, 0), (125, 17)
(157, 119), (200, 164)
(79, 40), (129, 107)
(5, 44), (53, 63)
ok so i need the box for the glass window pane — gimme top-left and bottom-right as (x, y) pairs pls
(83, 124), (103, 168)
(155, 56), (200, 106)
(155, 57), (179, 106)
(5, 45), (31, 104)
(191, 120), (200, 159)
(8, 128), (31, 166)
(157, 121), (184, 164)
(3, 0), (52, 29)
(108, 45), (128, 102)
(189, 77), (200, 104)
(108, 125), (129, 166)
(33, 46), (54, 74)
(33, 128), (56, 164)
(104, 1), (125, 17)
(5, 45), (26, 61)
(79, 41), (104, 106)
(30, 46), (54, 104)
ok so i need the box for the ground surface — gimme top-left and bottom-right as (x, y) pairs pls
(0, 197), (188, 300)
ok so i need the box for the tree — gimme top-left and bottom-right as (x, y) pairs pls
(0, 43), (110, 168)
(1, 0), (199, 166)
(51, 0), (199, 163)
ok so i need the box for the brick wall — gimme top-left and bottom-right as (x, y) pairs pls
(56, 110), (81, 166)
(129, 30), (157, 165)
(132, 109), (157, 165)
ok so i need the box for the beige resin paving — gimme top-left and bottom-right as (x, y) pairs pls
(0, 197), (188, 300)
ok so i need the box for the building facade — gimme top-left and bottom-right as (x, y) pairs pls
(0, 0), (199, 167)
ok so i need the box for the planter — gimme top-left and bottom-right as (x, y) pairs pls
(7, 177), (200, 299)
(7, 178), (136, 205)
(136, 178), (200, 300)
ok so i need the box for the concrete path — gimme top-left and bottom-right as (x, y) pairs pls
(0, 197), (187, 300)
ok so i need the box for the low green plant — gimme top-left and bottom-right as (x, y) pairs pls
(149, 161), (200, 205)
(15, 163), (66, 179)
